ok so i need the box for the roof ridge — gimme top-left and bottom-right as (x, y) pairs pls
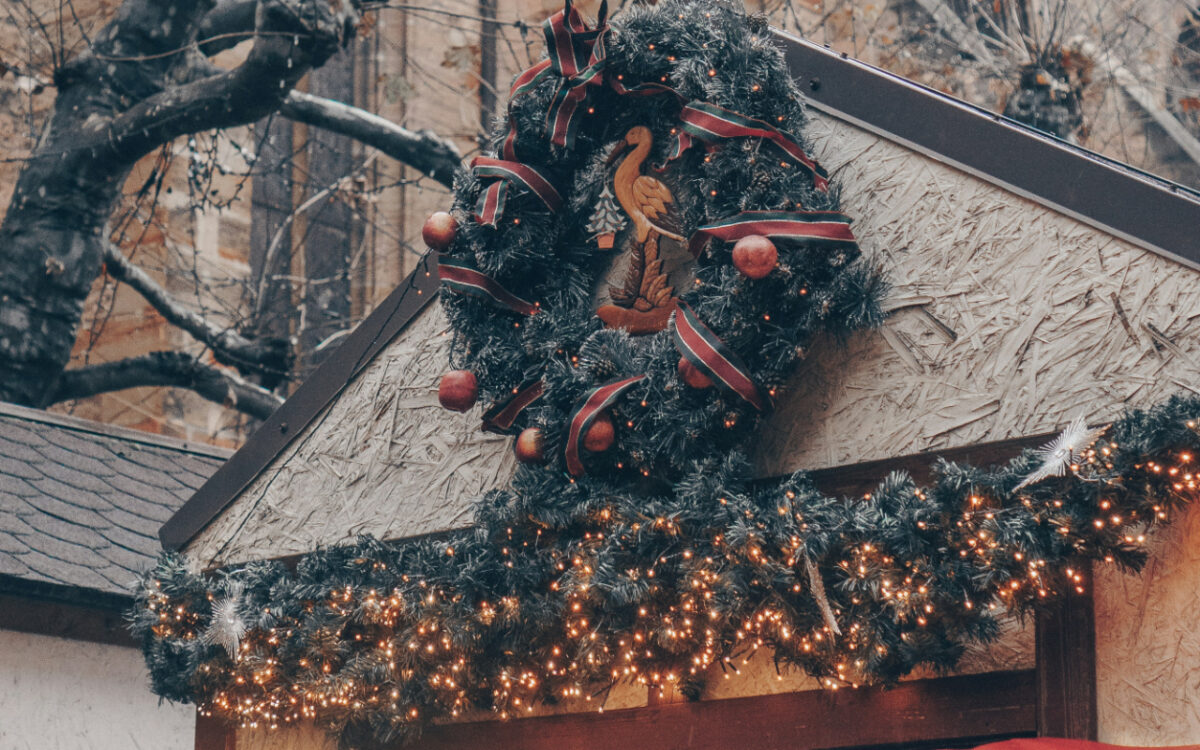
(0, 401), (233, 460)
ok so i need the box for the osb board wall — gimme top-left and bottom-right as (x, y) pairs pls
(185, 306), (517, 568)
(190, 106), (1200, 569)
(755, 113), (1200, 475)
(1095, 501), (1200, 745)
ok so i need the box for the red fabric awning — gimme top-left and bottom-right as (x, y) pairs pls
(973, 740), (1200, 750)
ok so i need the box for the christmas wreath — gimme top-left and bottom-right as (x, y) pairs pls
(134, 1), (1200, 746)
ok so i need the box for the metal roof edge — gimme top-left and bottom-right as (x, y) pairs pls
(0, 400), (234, 460)
(0, 572), (133, 612)
(774, 30), (1200, 271)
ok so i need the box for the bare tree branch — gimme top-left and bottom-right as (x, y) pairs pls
(49, 352), (283, 420)
(102, 243), (290, 376)
(910, 0), (1008, 75)
(279, 91), (462, 187)
(94, 2), (362, 167)
(0, 0), (364, 408)
(1077, 40), (1200, 169)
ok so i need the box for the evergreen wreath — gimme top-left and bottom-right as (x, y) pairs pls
(133, 1), (1200, 747)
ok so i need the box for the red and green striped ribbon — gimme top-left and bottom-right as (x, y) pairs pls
(546, 58), (606, 149)
(497, 2), (609, 158)
(673, 301), (768, 412)
(542, 0), (608, 149)
(437, 257), (539, 316)
(472, 157), (563, 226)
(564, 374), (645, 477)
(680, 102), (830, 191)
(545, 1), (606, 78)
(501, 59), (554, 160)
(687, 210), (857, 257)
(482, 380), (545, 434)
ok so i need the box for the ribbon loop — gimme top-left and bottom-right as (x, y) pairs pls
(438, 257), (539, 316)
(471, 157), (563, 226)
(542, 0), (609, 149)
(565, 375), (646, 476)
(673, 301), (769, 412)
(680, 102), (830, 191)
(687, 210), (858, 257)
(482, 380), (546, 434)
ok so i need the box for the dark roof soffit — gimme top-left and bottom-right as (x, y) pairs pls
(158, 252), (441, 550)
(161, 35), (1200, 551)
(775, 30), (1200, 271)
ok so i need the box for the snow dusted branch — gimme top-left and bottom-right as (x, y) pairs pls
(279, 91), (463, 187)
(50, 352), (284, 420)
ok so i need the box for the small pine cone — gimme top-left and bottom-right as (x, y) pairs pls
(750, 170), (774, 194)
(590, 359), (617, 381)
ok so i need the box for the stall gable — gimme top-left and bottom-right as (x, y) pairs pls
(185, 100), (1200, 570)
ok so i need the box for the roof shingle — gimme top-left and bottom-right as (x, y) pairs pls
(0, 403), (228, 598)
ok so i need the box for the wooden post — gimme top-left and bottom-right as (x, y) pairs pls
(1035, 559), (1098, 740)
(194, 712), (235, 750)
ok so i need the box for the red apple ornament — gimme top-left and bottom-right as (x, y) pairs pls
(677, 357), (713, 389)
(582, 411), (616, 452)
(438, 370), (477, 412)
(515, 427), (545, 463)
(731, 234), (778, 279)
(422, 211), (458, 250)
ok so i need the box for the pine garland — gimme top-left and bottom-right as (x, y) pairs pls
(131, 1), (1200, 747)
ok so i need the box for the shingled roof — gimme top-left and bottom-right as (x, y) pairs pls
(0, 402), (228, 604)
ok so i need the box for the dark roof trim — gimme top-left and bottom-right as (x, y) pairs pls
(159, 252), (441, 549)
(0, 571), (132, 612)
(0, 401), (232, 460)
(775, 31), (1200, 272)
(163, 33), (1200, 552)
(0, 574), (138, 648)
(0, 580), (137, 647)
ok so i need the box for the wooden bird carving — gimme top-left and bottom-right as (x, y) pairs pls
(596, 126), (686, 335)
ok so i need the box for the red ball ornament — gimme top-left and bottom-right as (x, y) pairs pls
(422, 211), (458, 250)
(514, 428), (545, 464)
(731, 234), (778, 279)
(582, 411), (616, 453)
(677, 357), (713, 389)
(438, 370), (477, 412)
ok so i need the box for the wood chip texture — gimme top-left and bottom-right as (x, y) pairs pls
(186, 307), (516, 568)
(756, 114), (1200, 475)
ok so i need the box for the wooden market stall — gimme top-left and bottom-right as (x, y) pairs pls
(155, 19), (1200, 750)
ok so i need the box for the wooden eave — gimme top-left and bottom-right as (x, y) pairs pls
(160, 31), (1200, 553)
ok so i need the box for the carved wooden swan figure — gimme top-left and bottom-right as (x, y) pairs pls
(596, 126), (687, 335)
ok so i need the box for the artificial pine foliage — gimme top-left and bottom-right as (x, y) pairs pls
(131, 1), (1200, 747)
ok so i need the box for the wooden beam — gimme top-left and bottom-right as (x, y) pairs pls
(0, 591), (135, 648)
(1035, 560), (1098, 739)
(807, 432), (1051, 498)
(410, 671), (1036, 750)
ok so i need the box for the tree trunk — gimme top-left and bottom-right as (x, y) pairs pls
(0, 0), (359, 407)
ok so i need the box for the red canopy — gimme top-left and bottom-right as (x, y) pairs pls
(974, 741), (1200, 750)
